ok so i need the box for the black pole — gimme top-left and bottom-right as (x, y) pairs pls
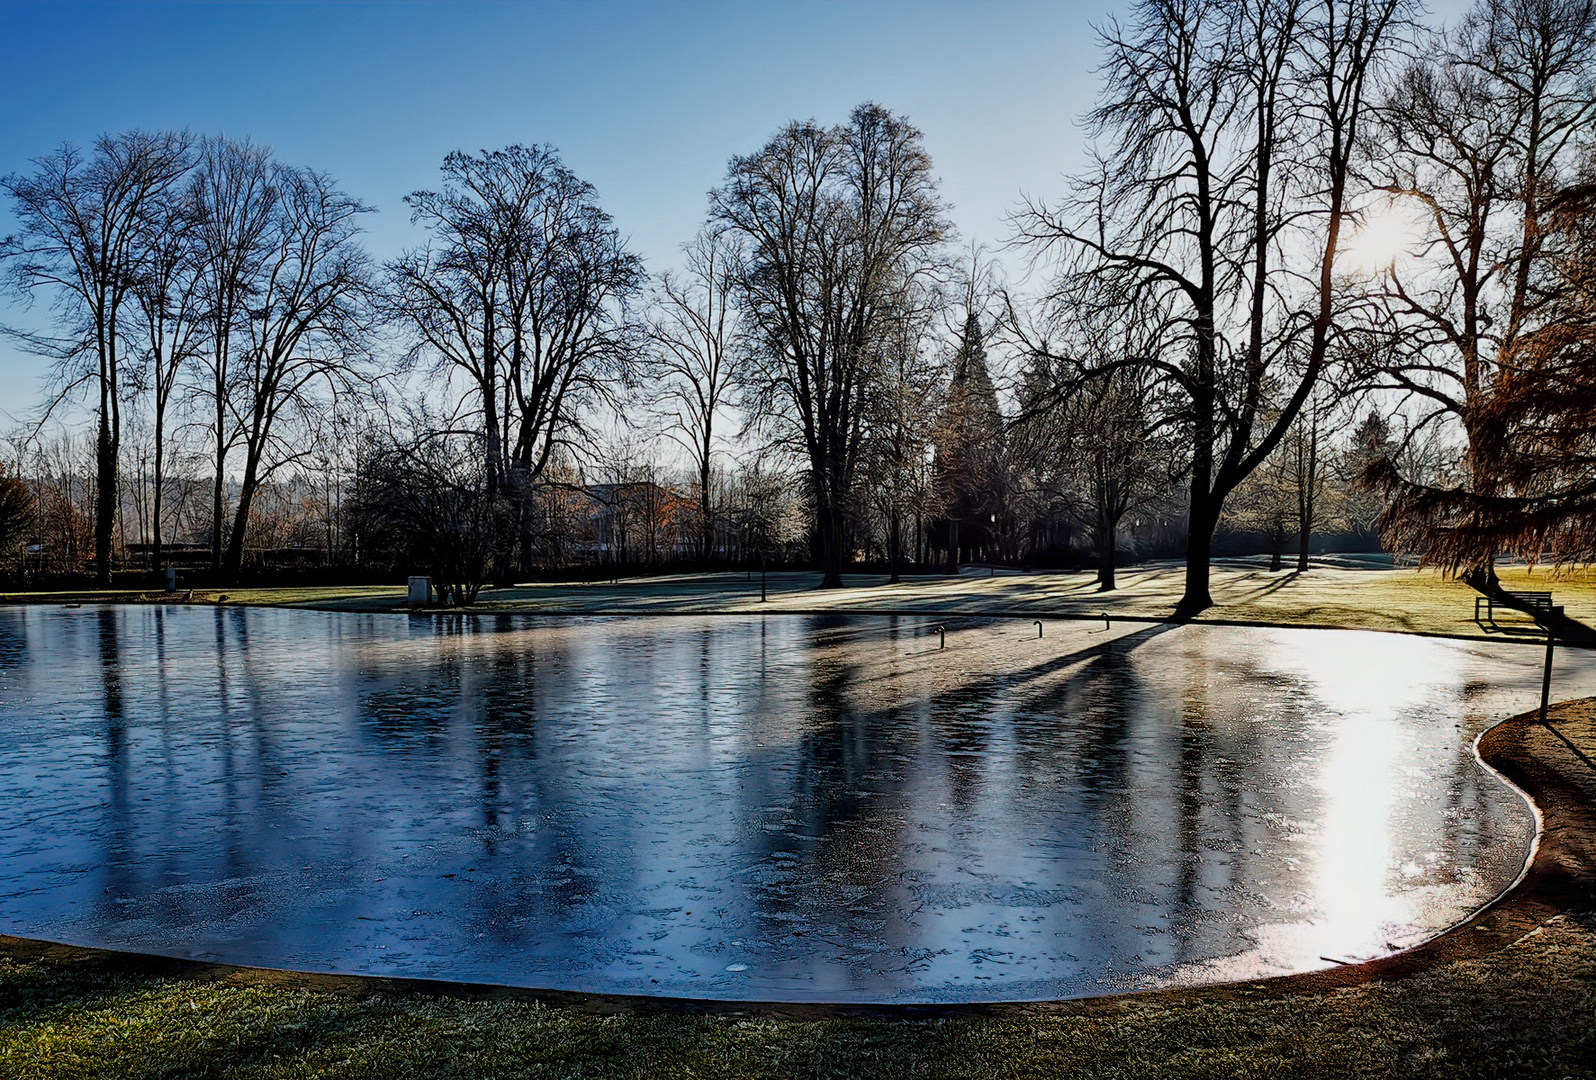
(760, 554), (767, 603)
(1538, 622), (1556, 726)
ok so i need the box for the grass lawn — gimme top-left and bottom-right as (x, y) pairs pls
(2, 906), (1593, 1079)
(9, 560), (1596, 640)
(2, 565), (1594, 1077)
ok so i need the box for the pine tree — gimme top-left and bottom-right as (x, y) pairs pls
(934, 315), (1005, 569)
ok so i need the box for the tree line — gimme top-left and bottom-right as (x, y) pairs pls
(1, 0), (1591, 606)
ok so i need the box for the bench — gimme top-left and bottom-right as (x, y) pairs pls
(1474, 590), (1560, 624)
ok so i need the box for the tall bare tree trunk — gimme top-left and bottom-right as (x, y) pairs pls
(152, 411), (166, 571)
(887, 512), (901, 584)
(94, 360), (118, 586)
(1096, 476), (1119, 592)
(210, 387), (227, 573)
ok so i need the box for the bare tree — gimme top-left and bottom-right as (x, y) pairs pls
(219, 165), (373, 580)
(1284, 392), (1343, 569)
(862, 298), (942, 583)
(1013, 310), (1177, 590)
(1221, 395), (1342, 571)
(589, 433), (647, 568)
(1, 130), (193, 583)
(1224, 466), (1297, 569)
(1360, 0), (1594, 583)
(356, 430), (507, 606)
(298, 388), (371, 567)
(1373, 171), (1596, 568)
(189, 136), (278, 573)
(11, 431), (96, 574)
(726, 456), (805, 570)
(127, 158), (206, 570)
(0, 466), (34, 575)
(713, 103), (951, 587)
(387, 145), (646, 575)
(1016, 0), (1407, 610)
(645, 227), (740, 560)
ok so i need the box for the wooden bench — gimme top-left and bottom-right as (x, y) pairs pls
(1475, 590), (1558, 623)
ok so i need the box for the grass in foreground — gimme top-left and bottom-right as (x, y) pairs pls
(2, 910), (1592, 1079)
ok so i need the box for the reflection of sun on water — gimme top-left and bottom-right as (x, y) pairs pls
(1272, 630), (1461, 961)
(1282, 629), (1459, 718)
(1342, 203), (1423, 276)
(1316, 713), (1405, 957)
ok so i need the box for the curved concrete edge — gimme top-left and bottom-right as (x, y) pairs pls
(2, 700), (1592, 1022)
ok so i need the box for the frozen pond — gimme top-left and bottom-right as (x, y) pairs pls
(0, 605), (1590, 1002)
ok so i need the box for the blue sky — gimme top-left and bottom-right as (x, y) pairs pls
(0, 0), (1117, 420)
(0, 0), (1469, 423)
(0, 0), (1107, 252)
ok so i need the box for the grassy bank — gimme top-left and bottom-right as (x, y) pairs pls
(2, 907), (1593, 1080)
(7, 562), (1596, 641)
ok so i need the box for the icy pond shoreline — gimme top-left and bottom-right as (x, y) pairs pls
(1, 605), (1587, 1003)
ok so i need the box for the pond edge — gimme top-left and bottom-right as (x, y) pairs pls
(2, 698), (1590, 1020)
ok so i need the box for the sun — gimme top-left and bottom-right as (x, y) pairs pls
(1341, 202), (1423, 276)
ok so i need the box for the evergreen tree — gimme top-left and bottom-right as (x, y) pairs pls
(934, 314), (1005, 569)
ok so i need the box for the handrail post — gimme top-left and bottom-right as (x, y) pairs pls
(1538, 610), (1561, 726)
